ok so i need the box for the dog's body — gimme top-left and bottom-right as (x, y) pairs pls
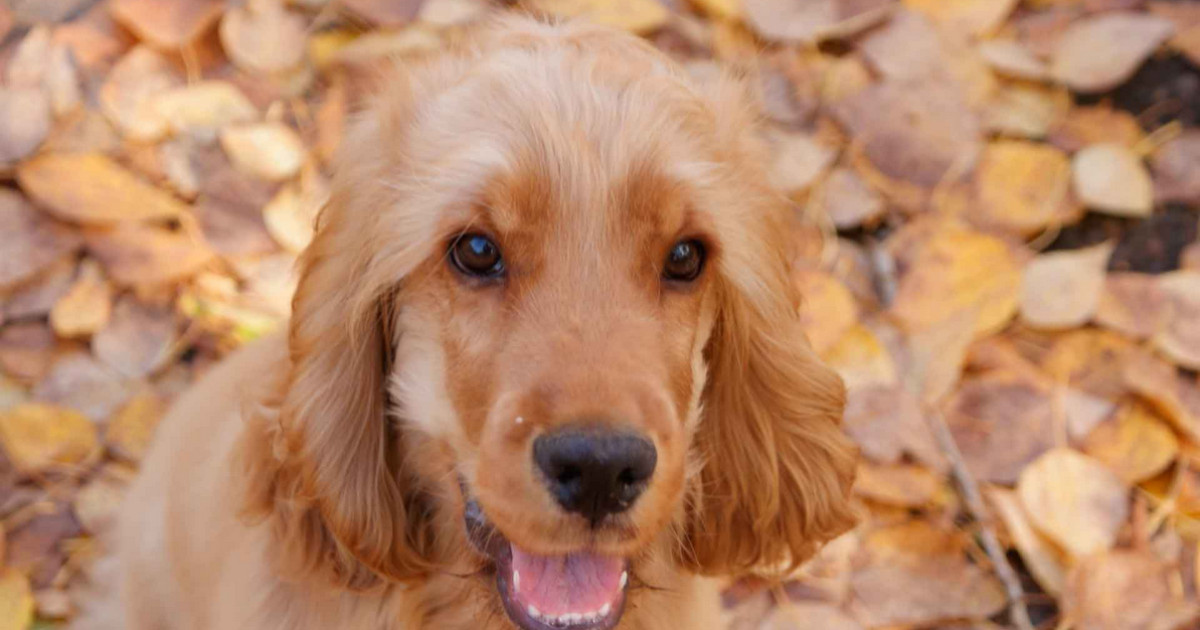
(101, 16), (856, 630)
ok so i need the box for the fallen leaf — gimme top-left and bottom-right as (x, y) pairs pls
(844, 385), (946, 471)
(44, 108), (121, 156)
(988, 488), (1068, 596)
(1049, 105), (1145, 153)
(49, 259), (111, 338)
(854, 462), (941, 507)
(1064, 388), (1119, 442)
(1150, 1), (1200, 66)
(978, 39), (1050, 81)
(8, 0), (94, 25)
(821, 324), (898, 391)
(890, 223), (1023, 336)
(219, 122), (306, 182)
(6, 25), (51, 88)
(1020, 242), (1114, 330)
(32, 353), (131, 423)
(33, 587), (71, 619)
(0, 189), (82, 291)
(339, 0), (423, 27)
(983, 81), (1071, 140)
(150, 81), (259, 140)
(108, 0), (224, 49)
(419, 0), (490, 26)
(17, 153), (188, 224)
(0, 88), (51, 165)
(905, 0), (1018, 37)
(760, 602), (862, 630)
(743, 0), (893, 43)
(105, 392), (165, 463)
(1094, 272), (1170, 340)
(523, 0), (671, 34)
(45, 43), (82, 116)
(72, 468), (128, 534)
(944, 371), (1056, 484)
(904, 308), (978, 404)
(0, 569), (33, 630)
(974, 140), (1074, 235)
(0, 322), (59, 384)
(1064, 550), (1200, 630)
(3, 257), (77, 322)
(1042, 329), (1140, 401)
(98, 46), (180, 142)
(1153, 271), (1200, 370)
(768, 131), (836, 196)
(1072, 143), (1154, 218)
(220, 0), (307, 74)
(1082, 402), (1179, 484)
(815, 167), (885, 230)
(85, 223), (215, 286)
(1018, 448), (1129, 557)
(263, 167), (329, 252)
(0, 403), (100, 475)
(1051, 12), (1175, 93)
(92, 298), (178, 379)
(794, 270), (859, 355)
(1152, 130), (1200, 208)
(851, 521), (1006, 627)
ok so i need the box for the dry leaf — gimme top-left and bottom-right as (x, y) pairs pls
(151, 81), (258, 140)
(815, 167), (885, 230)
(1152, 130), (1200, 205)
(760, 602), (862, 630)
(1154, 271), (1200, 370)
(43, 108), (120, 156)
(822, 324), (899, 391)
(0, 403), (100, 475)
(905, 0), (1018, 37)
(92, 298), (178, 379)
(49, 260), (111, 339)
(1095, 272), (1170, 340)
(1064, 550), (1200, 630)
(33, 587), (71, 620)
(219, 122), (306, 182)
(0, 88), (51, 165)
(1073, 143), (1154, 218)
(524, 0), (671, 34)
(1064, 388), (1119, 442)
(6, 25), (51, 88)
(32, 353), (131, 423)
(1019, 242), (1114, 330)
(45, 43), (81, 116)
(0, 323), (59, 384)
(1018, 448), (1129, 557)
(340, 0), (423, 27)
(109, 0), (224, 49)
(220, 0), (307, 74)
(98, 46), (180, 142)
(974, 140), (1073, 234)
(978, 39), (1050, 81)
(419, 0), (490, 26)
(1082, 402), (1179, 484)
(944, 371), (1056, 484)
(85, 223), (215, 286)
(983, 81), (1071, 140)
(768, 131), (836, 196)
(105, 392), (165, 463)
(1049, 105), (1145, 153)
(988, 488), (1068, 596)
(854, 462), (940, 507)
(1051, 12), (1175, 93)
(851, 521), (1006, 627)
(0, 569), (33, 630)
(794, 270), (858, 355)
(17, 153), (188, 224)
(1042, 329), (1140, 401)
(904, 308), (978, 404)
(72, 469), (128, 534)
(743, 0), (893, 43)
(263, 167), (329, 252)
(0, 190), (82, 291)
(844, 385), (946, 471)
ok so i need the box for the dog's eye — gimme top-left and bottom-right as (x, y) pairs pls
(450, 233), (505, 278)
(663, 239), (705, 282)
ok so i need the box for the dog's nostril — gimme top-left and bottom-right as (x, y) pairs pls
(533, 427), (657, 523)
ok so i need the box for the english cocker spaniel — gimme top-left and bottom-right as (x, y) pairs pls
(106, 16), (856, 630)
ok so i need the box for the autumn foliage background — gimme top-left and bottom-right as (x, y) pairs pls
(0, 0), (1199, 628)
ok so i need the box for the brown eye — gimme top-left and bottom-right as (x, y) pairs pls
(663, 239), (705, 282)
(450, 233), (505, 278)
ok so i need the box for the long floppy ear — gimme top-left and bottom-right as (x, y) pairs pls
(237, 67), (437, 589)
(685, 262), (858, 575)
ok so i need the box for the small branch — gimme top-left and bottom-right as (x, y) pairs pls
(925, 409), (1035, 630)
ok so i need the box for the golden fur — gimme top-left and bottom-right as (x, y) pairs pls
(101, 16), (856, 630)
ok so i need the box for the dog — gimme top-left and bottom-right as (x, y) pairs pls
(103, 15), (856, 630)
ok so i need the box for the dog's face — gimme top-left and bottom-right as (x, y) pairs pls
(242, 17), (856, 630)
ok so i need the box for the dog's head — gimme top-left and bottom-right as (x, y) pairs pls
(241, 16), (855, 630)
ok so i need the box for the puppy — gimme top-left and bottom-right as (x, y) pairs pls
(107, 15), (856, 630)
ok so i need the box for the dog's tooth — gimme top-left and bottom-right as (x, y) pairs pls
(599, 603), (612, 617)
(513, 570), (520, 592)
(527, 604), (540, 620)
(619, 571), (628, 589)
(565, 613), (582, 625)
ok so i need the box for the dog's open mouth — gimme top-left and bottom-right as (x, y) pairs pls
(465, 497), (629, 630)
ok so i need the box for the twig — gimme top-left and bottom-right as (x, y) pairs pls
(925, 409), (1035, 630)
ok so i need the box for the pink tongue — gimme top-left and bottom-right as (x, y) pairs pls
(510, 545), (624, 617)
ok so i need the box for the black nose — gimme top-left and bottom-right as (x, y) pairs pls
(533, 427), (657, 524)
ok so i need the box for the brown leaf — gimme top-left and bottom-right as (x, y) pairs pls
(219, 122), (306, 182)
(109, 0), (224, 49)
(854, 462), (941, 507)
(85, 223), (215, 286)
(1083, 402), (1179, 484)
(815, 167), (884, 230)
(843, 385), (946, 470)
(794, 270), (858, 355)
(31, 352), (132, 423)
(743, 0), (893, 43)
(0, 88), (51, 165)
(0, 402), (100, 475)
(1049, 105), (1145, 153)
(850, 521), (1006, 627)
(1154, 271), (1200, 370)
(944, 371), (1056, 484)
(43, 108), (120, 156)
(989, 488), (1068, 596)
(4, 507), (81, 587)
(1064, 550), (1200, 630)
(3, 256), (76, 322)
(17, 153), (188, 224)
(904, 308), (978, 404)
(1018, 448), (1129, 557)
(0, 322), (60, 384)
(1073, 143), (1155, 218)
(219, 0), (308, 74)
(1019, 242), (1114, 330)
(1042, 329), (1140, 401)
(973, 140), (1074, 235)
(978, 39), (1050, 81)
(0, 569), (33, 630)
(49, 259), (111, 339)
(1095, 272), (1170, 340)
(92, 298), (178, 379)
(98, 46), (180, 142)
(0, 189), (82, 291)
(1051, 12), (1175, 94)
(105, 392), (165, 463)
(1152, 130), (1200, 205)
(983, 82), (1071, 140)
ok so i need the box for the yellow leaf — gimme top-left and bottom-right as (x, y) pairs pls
(988, 488), (1067, 596)
(219, 122), (307, 182)
(0, 569), (33, 630)
(794, 269), (858, 355)
(105, 392), (166, 463)
(524, 0), (670, 34)
(1019, 242), (1114, 330)
(49, 259), (112, 338)
(974, 140), (1073, 234)
(1083, 402), (1178, 484)
(1153, 271), (1200, 370)
(0, 402), (100, 476)
(1072, 143), (1154, 217)
(17, 153), (187, 224)
(1018, 448), (1129, 557)
(854, 462), (941, 508)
